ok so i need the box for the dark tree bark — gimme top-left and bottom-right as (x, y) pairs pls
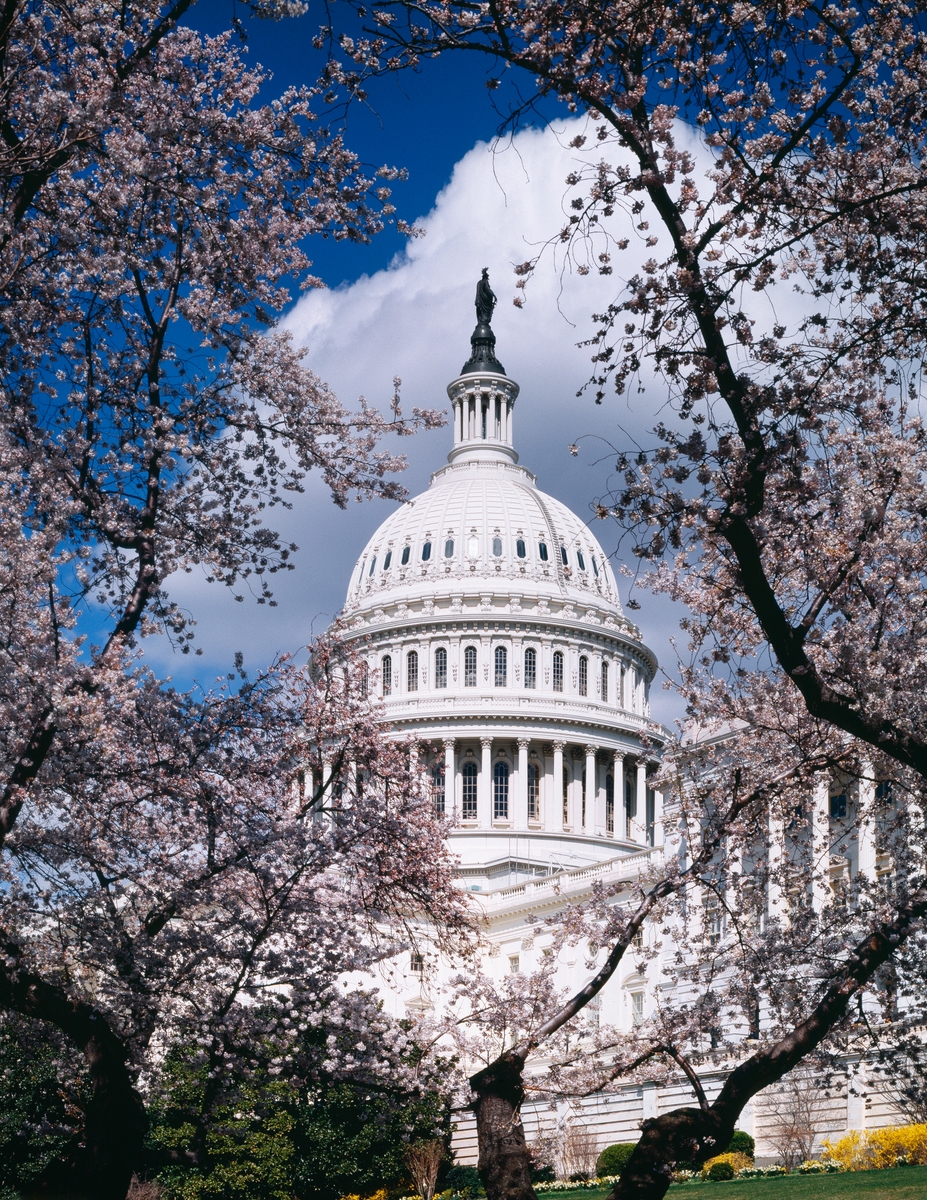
(471, 1052), (535, 1200)
(0, 951), (146, 1200)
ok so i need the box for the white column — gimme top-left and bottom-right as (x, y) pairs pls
(585, 745), (596, 835)
(480, 737), (493, 828)
(857, 766), (876, 882)
(614, 752), (625, 839)
(652, 787), (665, 856)
(811, 776), (830, 913)
(444, 738), (456, 818)
(634, 759), (647, 843)
(516, 738), (530, 829)
(552, 741), (565, 830)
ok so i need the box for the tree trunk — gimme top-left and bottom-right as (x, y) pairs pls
(20, 1023), (147, 1200)
(471, 1052), (536, 1200)
(609, 1109), (735, 1200)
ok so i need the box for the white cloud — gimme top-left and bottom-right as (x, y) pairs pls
(150, 117), (695, 723)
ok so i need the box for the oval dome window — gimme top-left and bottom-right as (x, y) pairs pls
(492, 537), (503, 557)
(516, 538), (526, 558)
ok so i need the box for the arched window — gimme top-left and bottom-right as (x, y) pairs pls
(494, 645), (507, 687)
(401, 545), (411, 565)
(524, 647), (537, 689)
(605, 774), (615, 834)
(464, 646), (477, 687)
(560, 545), (568, 566)
(421, 541), (432, 561)
(368, 556), (377, 576)
(444, 538), (454, 558)
(538, 541), (549, 562)
(577, 550), (586, 571)
(359, 660), (369, 699)
(528, 763), (540, 822)
(601, 661), (609, 702)
(516, 538), (527, 559)
(579, 655), (588, 696)
(493, 761), (509, 820)
(467, 535), (479, 558)
(562, 765), (570, 826)
(462, 760), (478, 820)
(407, 650), (418, 692)
(382, 655), (392, 696)
(383, 549), (392, 570)
(552, 650), (564, 692)
(435, 647), (447, 689)
(591, 555), (599, 577)
(492, 536), (503, 557)
(431, 764), (445, 814)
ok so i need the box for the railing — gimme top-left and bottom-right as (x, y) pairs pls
(478, 848), (658, 911)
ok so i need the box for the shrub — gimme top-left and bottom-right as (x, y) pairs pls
(708, 1161), (735, 1181)
(822, 1124), (927, 1172)
(725, 1131), (755, 1159)
(444, 1166), (482, 1195)
(701, 1153), (752, 1179)
(595, 1144), (636, 1177)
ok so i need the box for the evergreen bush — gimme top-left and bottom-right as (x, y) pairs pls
(708, 1161), (735, 1181)
(725, 1131), (755, 1159)
(595, 1143), (636, 1177)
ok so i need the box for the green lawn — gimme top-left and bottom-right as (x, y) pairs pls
(542, 1167), (927, 1200)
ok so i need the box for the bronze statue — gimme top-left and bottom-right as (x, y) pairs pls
(475, 267), (496, 325)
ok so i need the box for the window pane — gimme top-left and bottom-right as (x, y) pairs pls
(462, 761), (478, 820)
(605, 774), (614, 834)
(401, 546), (410, 565)
(528, 763), (539, 821)
(435, 647), (447, 688)
(495, 645), (507, 687)
(516, 538), (526, 558)
(601, 661), (609, 702)
(431, 764), (445, 814)
(492, 536), (503, 557)
(464, 646), (477, 687)
(421, 541), (431, 561)
(444, 538), (454, 558)
(383, 550), (392, 570)
(553, 651), (564, 692)
(830, 791), (848, 819)
(407, 650), (418, 692)
(579, 656), (588, 696)
(493, 761), (509, 820)
(562, 765), (569, 825)
(591, 555), (599, 577)
(467, 535), (480, 558)
(382, 655), (392, 696)
(577, 550), (586, 571)
(560, 545), (568, 565)
(538, 541), (549, 561)
(368, 557), (376, 576)
(524, 647), (536, 688)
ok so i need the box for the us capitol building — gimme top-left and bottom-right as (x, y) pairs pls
(332, 277), (895, 1164)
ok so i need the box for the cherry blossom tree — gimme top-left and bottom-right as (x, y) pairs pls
(0, 3), (467, 1198)
(318, 3), (927, 1196)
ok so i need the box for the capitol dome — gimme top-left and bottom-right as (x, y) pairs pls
(339, 297), (666, 889)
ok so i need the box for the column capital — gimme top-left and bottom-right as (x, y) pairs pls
(552, 739), (566, 752)
(480, 735), (493, 750)
(517, 737), (531, 749)
(443, 737), (457, 750)
(585, 743), (598, 757)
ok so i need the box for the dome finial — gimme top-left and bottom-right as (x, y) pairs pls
(461, 268), (506, 375)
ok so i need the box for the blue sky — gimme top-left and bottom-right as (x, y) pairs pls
(151, 0), (690, 726)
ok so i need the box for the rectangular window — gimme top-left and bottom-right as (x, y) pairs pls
(524, 648), (537, 689)
(601, 661), (609, 702)
(605, 774), (614, 834)
(553, 652), (564, 693)
(830, 791), (848, 819)
(494, 646), (507, 687)
(410, 952), (424, 976)
(464, 646), (477, 687)
(508, 955), (520, 975)
(382, 655), (392, 696)
(431, 765), (445, 815)
(562, 766), (570, 826)
(528, 763), (540, 822)
(435, 647), (447, 689)
(579, 656), (588, 696)
(407, 650), (418, 692)
(631, 992), (644, 1027)
(462, 763), (478, 821)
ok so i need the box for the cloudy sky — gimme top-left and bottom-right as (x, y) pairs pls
(152, 2), (695, 726)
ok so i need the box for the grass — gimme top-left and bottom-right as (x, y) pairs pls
(541, 1166), (927, 1199)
